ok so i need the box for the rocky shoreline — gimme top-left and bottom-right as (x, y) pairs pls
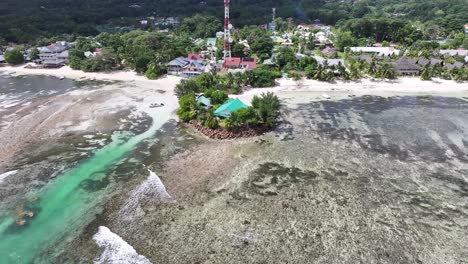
(188, 120), (271, 140)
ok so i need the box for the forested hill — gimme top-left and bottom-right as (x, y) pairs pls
(0, 0), (466, 43)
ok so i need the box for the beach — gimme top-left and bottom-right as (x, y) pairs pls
(0, 68), (181, 171)
(1, 65), (468, 263)
(235, 77), (468, 104)
(1, 64), (163, 83)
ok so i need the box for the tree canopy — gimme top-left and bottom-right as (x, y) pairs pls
(1, 0), (466, 43)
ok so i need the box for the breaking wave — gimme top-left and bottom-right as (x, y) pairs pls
(93, 226), (152, 264)
(0, 170), (17, 184)
(119, 169), (174, 221)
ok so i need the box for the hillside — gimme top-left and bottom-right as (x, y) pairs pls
(0, 0), (466, 43)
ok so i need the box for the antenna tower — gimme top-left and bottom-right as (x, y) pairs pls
(223, 0), (231, 62)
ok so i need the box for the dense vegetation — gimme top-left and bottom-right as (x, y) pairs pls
(175, 69), (279, 98)
(67, 31), (194, 77)
(1, 0), (466, 43)
(177, 91), (281, 131)
(4, 49), (24, 64)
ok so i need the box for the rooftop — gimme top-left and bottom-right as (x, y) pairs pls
(393, 57), (421, 72)
(350, 47), (400, 56)
(214, 99), (249, 118)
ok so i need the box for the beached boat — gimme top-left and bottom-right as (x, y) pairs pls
(149, 103), (164, 108)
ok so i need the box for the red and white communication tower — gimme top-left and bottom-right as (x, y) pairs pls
(223, 0), (231, 62)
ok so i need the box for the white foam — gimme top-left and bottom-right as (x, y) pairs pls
(0, 170), (17, 184)
(119, 169), (174, 221)
(1, 101), (21, 109)
(93, 226), (152, 264)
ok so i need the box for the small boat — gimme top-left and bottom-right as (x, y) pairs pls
(59, 76), (65, 80)
(321, 94), (331, 100)
(149, 103), (164, 108)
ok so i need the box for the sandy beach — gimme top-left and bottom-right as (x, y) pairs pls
(235, 77), (468, 103)
(2, 64), (467, 95)
(0, 64), (165, 83)
(0, 68), (181, 173)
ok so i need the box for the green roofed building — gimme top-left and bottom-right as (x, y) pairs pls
(206, 38), (217, 47)
(196, 95), (211, 109)
(214, 98), (249, 118)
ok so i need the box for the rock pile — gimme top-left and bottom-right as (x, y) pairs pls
(189, 121), (270, 140)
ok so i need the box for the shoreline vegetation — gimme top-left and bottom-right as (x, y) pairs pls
(1, 64), (467, 93)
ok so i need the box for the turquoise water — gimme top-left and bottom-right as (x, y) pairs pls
(0, 102), (170, 263)
(0, 131), (140, 263)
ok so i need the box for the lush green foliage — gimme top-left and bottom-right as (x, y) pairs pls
(251, 92), (281, 128)
(177, 89), (281, 132)
(205, 89), (229, 105)
(1, 0), (466, 44)
(179, 15), (221, 39)
(275, 47), (296, 69)
(4, 48), (24, 64)
(175, 70), (278, 99)
(176, 93), (197, 122)
(233, 107), (259, 125)
(245, 66), (280, 88)
(68, 31), (192, 76)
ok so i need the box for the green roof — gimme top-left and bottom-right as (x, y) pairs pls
(196, 95), (211, 106)
(214, 98), (249, 118)
(206, 38), (217, 46)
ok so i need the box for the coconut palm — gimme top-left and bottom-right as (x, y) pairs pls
(378, 62), (397, 79)
(313, 64), (326, 80)
(348, 62), (362, 80)
(367, 60), (378, 77)
(337, 64), (350, 80)
(420, 64), (433, 81)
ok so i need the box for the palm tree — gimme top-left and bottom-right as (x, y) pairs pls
(348, 62), (362, 80)
(233, 72), (244, 86)
(431, 64), (442, 78)
(420, 64), (433, 81)
(378, 63), (397, 79)
(337, 65), (349, 80)
(226, 72), (235, 86)
(324, 69), (336, 81)
(367, 60), (378, 77)
(313, 65), (326, 80)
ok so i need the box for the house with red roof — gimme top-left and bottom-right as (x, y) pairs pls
(188, 53), (202, 60)
(223, 57), (258, 70)
(224, 57), (242, 68)
(241, 57), (259, 70)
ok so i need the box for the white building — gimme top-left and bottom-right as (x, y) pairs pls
(439, 49), (468, 57)
(39, 41), (71, 67)
(216, 31), (225, 39)
(350, 47), (400, 57)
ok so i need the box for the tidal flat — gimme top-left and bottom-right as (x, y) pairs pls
(1, 72), (468, 263)
(65, 92), (468, 264)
